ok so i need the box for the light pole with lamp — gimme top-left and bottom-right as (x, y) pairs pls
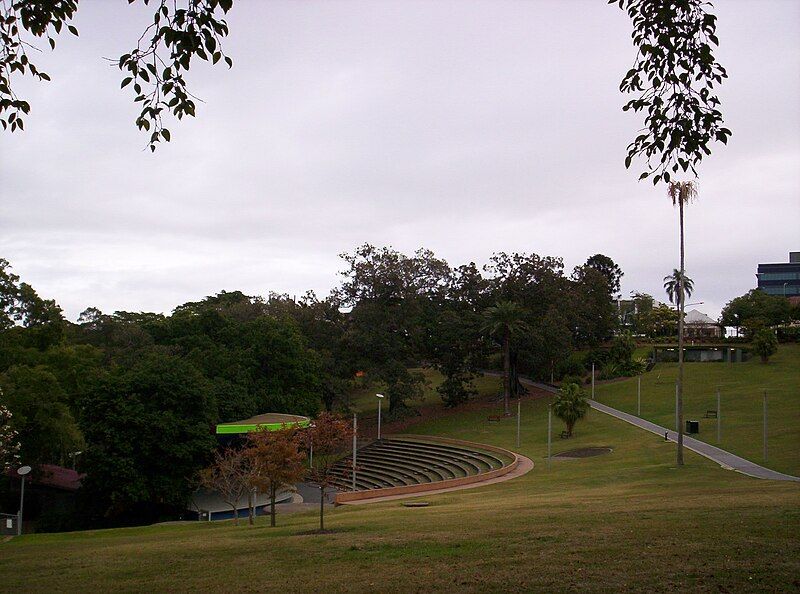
(17, 465), (31, 536)
(376, 394), (384, 440)
(308, 422), (316, 468)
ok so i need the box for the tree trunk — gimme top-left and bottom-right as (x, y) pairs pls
(319, 485), (325, 531)
(270, 484), (276, 527)
(567, 420), (574, 437)
(231, 504), (238, 525)
(677, 197), (685, 466)
(503, 329), (511, 416)
(247, 489), (254, 525)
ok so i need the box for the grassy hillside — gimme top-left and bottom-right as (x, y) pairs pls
(2, 375), (798, 592)
(594, 344), (800, 476)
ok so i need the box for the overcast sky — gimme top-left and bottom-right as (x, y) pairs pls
(1, 0), (798, 321)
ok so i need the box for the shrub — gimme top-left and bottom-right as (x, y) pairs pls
(552, 383), (589, 437)
(751, 329), (778, 363)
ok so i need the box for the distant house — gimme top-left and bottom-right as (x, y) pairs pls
(683, 309), (722, 340)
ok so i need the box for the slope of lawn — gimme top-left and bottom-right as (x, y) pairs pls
(347, 367), (499, 414)
(1, 377), (798, 592)
(594, 343), (800, 476)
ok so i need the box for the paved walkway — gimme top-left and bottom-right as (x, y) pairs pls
(514, 376), (800, 482)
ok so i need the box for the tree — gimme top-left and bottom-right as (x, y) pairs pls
(481, 301), (529, 416)
(663, 269), (694, 310)
(198, 447), (251, 525)
(0, 398), (21, 472)
(614, 0), (731, 184)
(751, 329), (778, 364)
(1, 0), (235, 150)
(666, 181), (697, 466)
(78, 351), (216, 523)
(305, 413), (353, 532)
(720, 290), (793, 337)
(0, 365), (83, 466)
(246, 427), (305, 527)
(584, 254), (624, 298)
(552, 383), (589, 438)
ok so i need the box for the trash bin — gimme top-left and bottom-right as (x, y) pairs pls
(685, 420), (699, 434)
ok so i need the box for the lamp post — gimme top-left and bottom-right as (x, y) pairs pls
(376, 393), (384, 441)
(352, 414), (358, 491)
(17, 465), (31, 536)
(308, 422), (316, 468)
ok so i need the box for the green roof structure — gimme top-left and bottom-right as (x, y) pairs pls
(215, 413), (311, 435)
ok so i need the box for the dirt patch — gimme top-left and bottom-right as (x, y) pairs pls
(553, 447), (613, 459)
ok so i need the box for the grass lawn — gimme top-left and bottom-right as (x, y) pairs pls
(347, 367), (499, 414)
(594, 344), (800, 476)
(2, 374), (798, 592)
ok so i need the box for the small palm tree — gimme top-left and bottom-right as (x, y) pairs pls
(481, 301), (529, 415)
(667, 180), (697, 466)
(663, 269), (694, 308)
(552, 383), (589, 437)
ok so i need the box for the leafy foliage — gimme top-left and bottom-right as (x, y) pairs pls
(720, 289), (793, 336)
(663, 268), (694, 307)
(0, 0), (234, 150)
(0, 398), (21, 472)
(78, 351), (217, 522)
(751, 328), (778, 364)
(584, 254), (624, 298)
(552, 383), (589, 437)
(246, 426), (305, 527)
(614, 0), (731, 183)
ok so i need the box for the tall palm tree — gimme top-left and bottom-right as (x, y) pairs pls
(667, 180), (697, 466)
(481, 301), (529, 416)
(663, 269), (694, 309)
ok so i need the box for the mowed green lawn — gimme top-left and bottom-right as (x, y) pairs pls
(595, 344), (800, 476)
(347, 367), (500, 414)
(2, 374), (798, 592)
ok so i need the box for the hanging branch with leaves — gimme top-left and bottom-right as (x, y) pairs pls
(0, 0), (233, 150)
(613, 0), (731, 184)
(117, 0), (234, 151)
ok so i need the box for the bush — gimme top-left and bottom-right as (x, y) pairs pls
(777, 327), (800, 343)
(751, 329), (778, 363)
(556, 353), (586, 380)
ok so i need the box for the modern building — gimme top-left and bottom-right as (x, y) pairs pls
(757, 251), (800, 297)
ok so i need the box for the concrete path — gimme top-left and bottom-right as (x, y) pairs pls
(513, 375), (800, 482)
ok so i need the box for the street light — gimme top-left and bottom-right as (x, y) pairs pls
(376, 394), (385, 441)
(308, 422), (316, 468)
(16, 465), (31, 536)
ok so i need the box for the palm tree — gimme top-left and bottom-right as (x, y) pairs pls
(663, 269), (694, 308)
(667, 180), (697, 466)
(552, 382), (589, 437)
(481, 301), (529, 416)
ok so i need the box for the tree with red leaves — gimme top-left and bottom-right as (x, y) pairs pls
(305, 413), (353, 532)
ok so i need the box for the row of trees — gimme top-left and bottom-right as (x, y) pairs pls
(200, 413), (351, 531)
(0, 247), (622, 527)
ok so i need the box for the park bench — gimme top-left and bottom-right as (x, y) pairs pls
(559, 431), (570, 439)
(487, 415), (504, 422)
(704, 410), (718, 418)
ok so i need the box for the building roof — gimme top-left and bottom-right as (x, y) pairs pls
(215, 413), (310, 435)
(684, 309), (718, 325)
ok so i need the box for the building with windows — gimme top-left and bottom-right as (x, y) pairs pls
(757, 251), (800, 297)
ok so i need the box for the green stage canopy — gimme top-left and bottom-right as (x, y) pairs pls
(215, 413), (311, 435)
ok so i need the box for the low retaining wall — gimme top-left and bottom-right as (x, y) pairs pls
(334, 435), (521, 504)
